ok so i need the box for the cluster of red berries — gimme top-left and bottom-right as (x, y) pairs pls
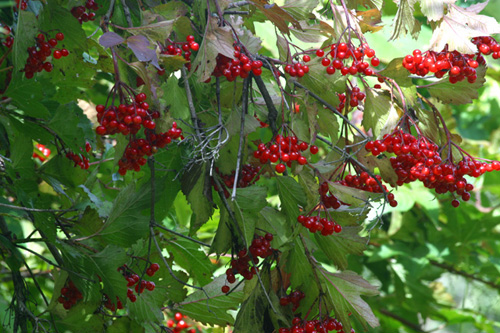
(58, 280), (83, 310)
(65, 151), (90, 169)
(23, 32), (68, 79)
(95, 93), (159, 136)
(297, 213), (342, 236)
(33, 143), (51, 162)
(117, 122), (182, 175)
(213, 164), (261, 198)
(315, 42), (379, 76)
(402, 47), (481, 84)
(1, 26), (13, 48)
(279, 316), (353, 333)
(319, 182), (348, 210)
(365, 130), (500, 206)
(338, 172), (397, 207)
(472, 36), (500, 58)
(103, 294), (124, 312)
(166, 312), (198, 333)
(283, 56), (310, 78)
(222, 233), (274, 293)
(159, 35), (199, 73)
(15, 0), (28, 10)
(71, 0), (99, 24)
(336, 87), (366, 112)
(211, 44), (263, 81)
(118, 263), (159, 303)
(254, 114), (269, 128)
(253, 135), (318, 174)
(279, 290), (305, 312)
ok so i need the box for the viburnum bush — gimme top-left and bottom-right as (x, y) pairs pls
(1, 0), (500, 332)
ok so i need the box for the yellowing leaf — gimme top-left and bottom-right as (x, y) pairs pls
(420, 0), (456, 22)
(357, 9), (383, 33)
(429, 3), (500, 53)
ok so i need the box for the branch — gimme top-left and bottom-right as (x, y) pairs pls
(153, 223), (210, 248)
(429, 259), (500, 290)
(293, 81), (368, 140)
(227, 0), (250, 8)
(253, 75), (278, 136)
(232, 76), (251, 200)
(0, 202), (77, 213)
(119, 0), (133, 28)
(181, 67), (202, 138)
(379, 308), (426, 332)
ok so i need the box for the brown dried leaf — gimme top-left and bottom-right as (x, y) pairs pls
(357, 9), (383, 33)
(429, 3), (500, 53)
(250, 0), (302, 35)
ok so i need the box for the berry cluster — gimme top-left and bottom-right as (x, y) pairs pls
(222, 233), (274, 293)
(211, 44), (263, 81)
(338, 172), (397, 207)
(118, 263), (159, 303)
(33, 143), (51, 162)
(402, 47), (481, 84)
(365, 129), (500, 206)
(253, 134), (318, 174)
(65, 151), (90, 169)
(95, 93), (158, 136)
(71, 0), (99, 24)
(279, 316), (353, 333)
(297, 213), (342, 236)
(58, 280), (83, 310)
(166, 312), (198, 333)
(1, 26), (13, 48)
(23, 32), (68, 79)
(103, 294), (124, 312)
(95, 90), (182, 175)
(279, 290), (305, 312)
(159, 35), (199, 73)
(472, 36), (500, 59)
(213, 164), (261, 198)
(336, 86), (366, 112)
(283, 56), (310, 78)
(15, 0), (28, 10)
(315, 41), (379, 77)
(319, 182), (348, 210)
(117, 122), (182, 175)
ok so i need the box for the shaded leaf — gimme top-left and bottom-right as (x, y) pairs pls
(276, 176), (307, 224)
(99, 32), (125, 48)
(390, 0), (421, 40)
(167, 238), (213, 286)
(127, 35), (160, 69)
(362, 89), (401, 139)
(250, 0), (302, 35)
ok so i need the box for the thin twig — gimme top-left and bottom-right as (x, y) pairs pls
(181, 67), (202, 138)
(153, 223), (210, 248)
(232, 76), (251, 200)
(253, 75), (278, 136)
(0, 202), (77, 213)
(120, 0), (133, 27)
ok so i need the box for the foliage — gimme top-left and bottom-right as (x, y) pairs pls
(1, 0), (500, 332)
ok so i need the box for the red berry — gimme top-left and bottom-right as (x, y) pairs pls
(53, 50), (62, 59)
(56, 32), (64, 41)
(61, 49), (69, 57)
(189, 42), (199, 51)
(275, 163), (286, 174)
(221, 285), (230, 293)
(310, 145), (319, 154)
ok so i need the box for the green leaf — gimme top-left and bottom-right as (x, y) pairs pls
(283, 0), (319, 20)
(390, 0), (421, 40)
(4, 77), (52, 118)
(48, 103), (94, 153)
(230, 186), (267, 247)
(314, 225), (366, 270)
(167, 238), (213, 286)
(11, 10), (38, 72)
(283, 238), (314, 288)
(258, 207), (291, 249)
(182, 164), (214, 234)
(322, 270), (380, 331)
(317, 106), (339, 142)
(426, 65), (487, 105)
(276, 176), (307, 224)
(234, 282), (267, 332)
(345, 0), (383, 10)
(362, 89), (400, 139)
(162, 76), (190, 121)
(178, 275), (244, 326)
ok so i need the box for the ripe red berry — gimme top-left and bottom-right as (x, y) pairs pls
(275, 163), (286, 174)
(189, 42), (199, 51)
(221, 285), (230, 293)
(303, 54), (311, 62)
(310, 145), (319, 154)
(56, 32), (64, 41)
(53, 50), (62, 59)
(316, 49), (325, 57)
(61, 49), (69, 57)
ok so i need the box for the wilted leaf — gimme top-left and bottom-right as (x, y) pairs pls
(429, 3), (500, 53)
(390, 0), (421, 40)
(250, 0), (302, 35)
(99, 32), (125, 48)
